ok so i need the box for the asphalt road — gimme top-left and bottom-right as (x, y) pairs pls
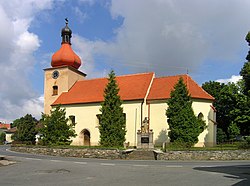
(0, 145), (250, 186)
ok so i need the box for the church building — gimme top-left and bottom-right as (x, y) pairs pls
(44, 21), (216, 147)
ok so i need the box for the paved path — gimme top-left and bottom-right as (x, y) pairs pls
(1, 145), (250, 186)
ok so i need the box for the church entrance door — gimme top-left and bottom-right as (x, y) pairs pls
(82, 129), (90, 146)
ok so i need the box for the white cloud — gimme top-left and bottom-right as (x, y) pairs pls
(216, 75), (242, 84)
(73, 35), (109, 78)
(16, 31), (40, 53)
(0, 1), (53, 122)
(0, 0), (53, 19)
(77, 0), (250, 76)
(21, 95), (44, 119)
(0, 95), (44, 123)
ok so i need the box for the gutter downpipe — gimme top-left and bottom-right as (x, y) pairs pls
(145, 73), (155, 130)
(134, 108), (137, 147)
(148, 101), (150, 129)
(141, 101), (143, 127)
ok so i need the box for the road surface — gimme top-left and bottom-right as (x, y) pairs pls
(0, 145), (249, 186)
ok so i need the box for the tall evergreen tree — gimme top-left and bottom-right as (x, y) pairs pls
(99, 70), (126, 147)
(12, 114), (37, 144)
(40, 106), (76, 145)
(166, 77), (205, 147)
(237, 31), (250, 136)
(240, 32), (250, 96)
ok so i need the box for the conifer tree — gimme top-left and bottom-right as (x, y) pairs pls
(166, 77), (206, 147)
(99, 70), (126, 147)
(40, 106), (76, 145)
(237, 31), (250, 136)
(240, 32), (250, 96)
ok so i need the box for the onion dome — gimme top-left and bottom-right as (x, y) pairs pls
(51, 19), (81, 69)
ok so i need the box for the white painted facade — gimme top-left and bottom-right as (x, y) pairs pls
(149, 99), (216, 147)
(62, 101), (145, 146)
(59, 98), (216, 147)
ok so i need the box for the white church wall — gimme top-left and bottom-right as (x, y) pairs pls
(149, 99), (215, 147)
(60, 98), (215, 147)
(192, 99), (215, 147)
(149, 101), (169, 146)
(122, 101), (143, 147)
(63, 103), (101, 146)
(62, 100), (143, 146)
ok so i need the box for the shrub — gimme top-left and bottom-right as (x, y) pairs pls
(238, 136), (250, 149)
(0, 132), (6, 144)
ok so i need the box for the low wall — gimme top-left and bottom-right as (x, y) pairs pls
(10, 147), (250, 160)
(156, 150), (250, 160)
(11, 147), (122, 159)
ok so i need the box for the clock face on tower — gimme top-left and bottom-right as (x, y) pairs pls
(52, 70), (59, 79)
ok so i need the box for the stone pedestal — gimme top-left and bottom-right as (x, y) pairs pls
(137, 130), (154, 149)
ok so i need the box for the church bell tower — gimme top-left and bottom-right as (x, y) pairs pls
(44, 19), (86, 114)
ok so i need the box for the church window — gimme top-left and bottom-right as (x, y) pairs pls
(52, 86), (58, 95)
(198, 112), (204, 120)
(96, 114), (101, 128)
(69, 115), (76, 124)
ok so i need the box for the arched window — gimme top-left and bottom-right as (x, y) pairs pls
(69, 115), (75, 124)
(198, 113), (204, 120)
(52, 86), (58, 95)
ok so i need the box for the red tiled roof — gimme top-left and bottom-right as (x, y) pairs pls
(147, 74), (214, 101)
(0, 123), (11, 129)
(52, 72), (154, 105)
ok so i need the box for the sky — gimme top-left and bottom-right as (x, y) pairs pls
(0, 0), (250, 123)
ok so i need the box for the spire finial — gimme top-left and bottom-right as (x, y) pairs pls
(61, 18), (72, 44)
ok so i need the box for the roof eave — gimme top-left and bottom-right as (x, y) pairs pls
(52, 98), (145, 106)
(147, 97), (214, 102)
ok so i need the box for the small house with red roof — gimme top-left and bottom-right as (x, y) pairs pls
(44, 21), (216, 147)
(0, 122), (11, 130)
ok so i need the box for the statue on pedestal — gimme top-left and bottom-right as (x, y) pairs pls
(141, 117), (149, 133)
